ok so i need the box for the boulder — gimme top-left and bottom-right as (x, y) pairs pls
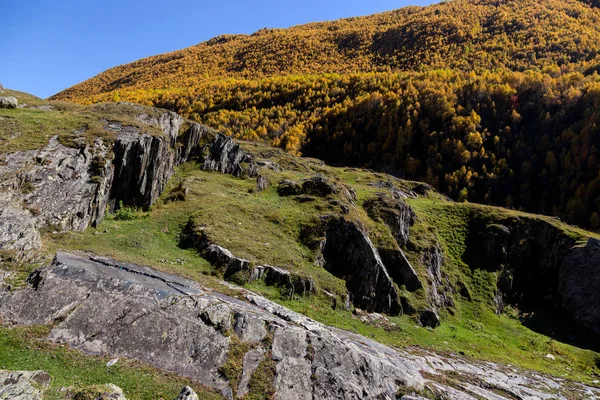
(0, 370), (51, 400)
(419, 309), (441, 328)
(256, 175), (270, 192)
(322, 218), (401, 315)
(175, 386), (199, 400)
(277, 179), (303, 196)
(0, 96), (18, 109)
(96, 384), (127, 400)
(301, 175), (337, 197)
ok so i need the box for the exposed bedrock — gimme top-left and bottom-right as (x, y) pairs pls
(0, 110), (210, 257)
(1, 252), (597, 400)
(322, 218), (401, 315)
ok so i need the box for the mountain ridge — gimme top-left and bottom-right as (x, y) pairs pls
(50, 0), (600, 230)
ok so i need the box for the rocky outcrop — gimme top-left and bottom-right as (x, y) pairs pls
(277, 175), (356, 203)
(0, 109), (208, 257)
(204, 244), (252, 278)
(322, 218), (401, 315)
(364, 195), (416, 247)
(377, 246), (422, 293)
(180, 221), (315, 297)
(0, 370), (51, 400)
(1, 252), (597, 400)
(260, 265), (316, 296)
(478, 217), (600, 335)
(423, 245), (454, 310)
(106, 115), (209, 211)
(203, 133), (258, 178)
(0, 96), (18, 109)
(0, 192), (41, 258)
(560, 238), (600, 336)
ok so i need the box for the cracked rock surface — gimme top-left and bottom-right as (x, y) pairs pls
(0, 111), (209, 258)
(1, 252), (597, 400)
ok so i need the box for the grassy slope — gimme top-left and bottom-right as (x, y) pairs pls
(40, 141), (600, 386)
(0, 87), (164, 153)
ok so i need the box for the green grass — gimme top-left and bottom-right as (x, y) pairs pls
(0, 325), (223, 400)
(0, 89), (168, 153)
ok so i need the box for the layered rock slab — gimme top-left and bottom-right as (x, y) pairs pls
(1, 252), (596, 399)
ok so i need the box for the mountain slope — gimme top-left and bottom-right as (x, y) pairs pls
(51, 0), (600, 230)
(2, 89), (600, 397)
(54, 0), (600, 101)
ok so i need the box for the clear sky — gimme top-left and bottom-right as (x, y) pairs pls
(1, 0), (434, 99)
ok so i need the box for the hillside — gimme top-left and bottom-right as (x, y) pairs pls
(1, 89), (600, 398)
(51, 0), (600, 230)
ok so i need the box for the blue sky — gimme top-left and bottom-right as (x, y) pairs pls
(1, 0), (434, 98)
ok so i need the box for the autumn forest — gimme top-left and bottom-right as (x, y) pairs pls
(53, 0), (600, 228)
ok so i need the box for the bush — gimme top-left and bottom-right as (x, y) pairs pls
(114, 201), (141, 221)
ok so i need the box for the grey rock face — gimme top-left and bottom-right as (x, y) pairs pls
(378, 245), (422, 293)
(0, 96), (18, 109)
(0, 192), (41, 258)
(0, 252), (597, 400)
(203, 133), (258, 177)
(423, 246), (454, 310)
(322, 218), (401, 315)
(0, 370), (51, 400)
(0, 111), (207, 257)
